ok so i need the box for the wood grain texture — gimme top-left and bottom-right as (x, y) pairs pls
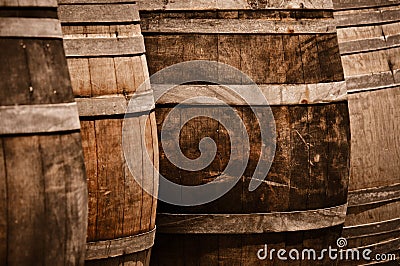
(156, 204), (347, 234)
(141, 18), (336, 34)
(0, 0), (57, 7)
(0, 4), (88, 264)
(63, 36), (145, 57)
(0, 17), (62, 38)
(145, 5), (349, 265)
(0, 103), (80, 134)
(144, 34), (344, 85)
(60, 2), (158, 263)
(139, 0), (334, 11)
(58, 3), (139, 23)
(86, 227), (156, 260)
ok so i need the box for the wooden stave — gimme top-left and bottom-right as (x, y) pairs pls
(333, 1), (400, 262)
(58, 1), (158, 264)
(140, 4), (351, 265)
(0, 3), (88, 265)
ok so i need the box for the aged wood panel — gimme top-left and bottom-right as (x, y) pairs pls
(334, 1), (400, 260)
(0, 17), (62, 38)
(59, 1), (158, 264)
(141, 18), (336, 34)
(0, 2), (88, 265)
(139, 0), (333, 11)
(58, 3), (139, 23)
(143, 4), (350, 265)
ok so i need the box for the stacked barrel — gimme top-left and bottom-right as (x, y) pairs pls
(140, 0), (351, 264)
(58, 0), (159, 264)
(333, 0), (400, 263)
(0, 0), (88, 265)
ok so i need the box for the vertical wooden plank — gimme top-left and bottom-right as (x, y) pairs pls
(149, 112), (159, 230)
(218, 235), (242, 266)
(25, 39), (74, 104)
(0, 39), (31, 106)
(39, 134), (67, 265)
(89, 58), (118, 97)
(143, 36), (161, 75)
(155, 107), (182, 214)
(289, 106), (310, 211)
(62, 132), (88, 265)
(253, 106), (290, 213)
(198, 235), (219, 266)
(123, 116), (144, 237)
(0, 140), (7, 265)
(95, 119), (124, 240)
(139, 115), (153, 233)
(307, 105), (328, 210)
(114, 57), (137, 95)
(283, 35), (304, 84)
(265, 35), (286, 84)
(218, 34), (242, 84)
(214, 107), (242, 214)
(4, 136), (45, 265)
(316, 34), (344, 82)
(299, 35), (322, 83)
(80, 120), (98, 241)
(326, 102), (350, 207)
(67, 58), (92, 97)
(182, 235), (201, 265)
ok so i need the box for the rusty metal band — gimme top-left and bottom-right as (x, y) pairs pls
(63, 36), (145, 57)
(141, 18), (336, 34)
(85, 227), (156, 260)
(139, 0), (334, 10)
(343, 218), (400, 238)
(154, 81), (347, 106)
(0, 0), (58, 7)
(156, 204), (348, 234)
(76, 90), (155, 116)
(0, 18), (62, 38)
(347, 183), (400, 207)
(0, 102), (80, 135)
(58, 3), (139, 23)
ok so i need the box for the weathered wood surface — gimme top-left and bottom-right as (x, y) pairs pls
(143, 4), (350, 265)
(86, 227), (156, 260)
(141, 18), (336, 34)
(139, 0), (334, 11)
(58, 3), (140, 23)
(0, 18), (62, 38)
(334, 0), (400, 260)
(144, 34), (344, 84)
(76, 90), (155, 116)
(0, 3), (87, 265)
(63, 36), (145, 57)
(0, 103), (80, 134)
(59, 2), (158, 264)
(0, 0), (57, 7)
(154, 82), (347, 106)
(157, 204), (347, 234)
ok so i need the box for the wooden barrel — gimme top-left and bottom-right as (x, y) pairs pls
(139, 0), (351, 264)
(58, 0), (159, 264)
(333, 0), (400, 263)
(0, 1), (88, 265)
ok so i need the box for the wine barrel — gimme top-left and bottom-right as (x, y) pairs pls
(140, 0), (351, 264)
(58, 0), (159, 265)
(0, 1), (88, 265)
(333, 0), (400, 263)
